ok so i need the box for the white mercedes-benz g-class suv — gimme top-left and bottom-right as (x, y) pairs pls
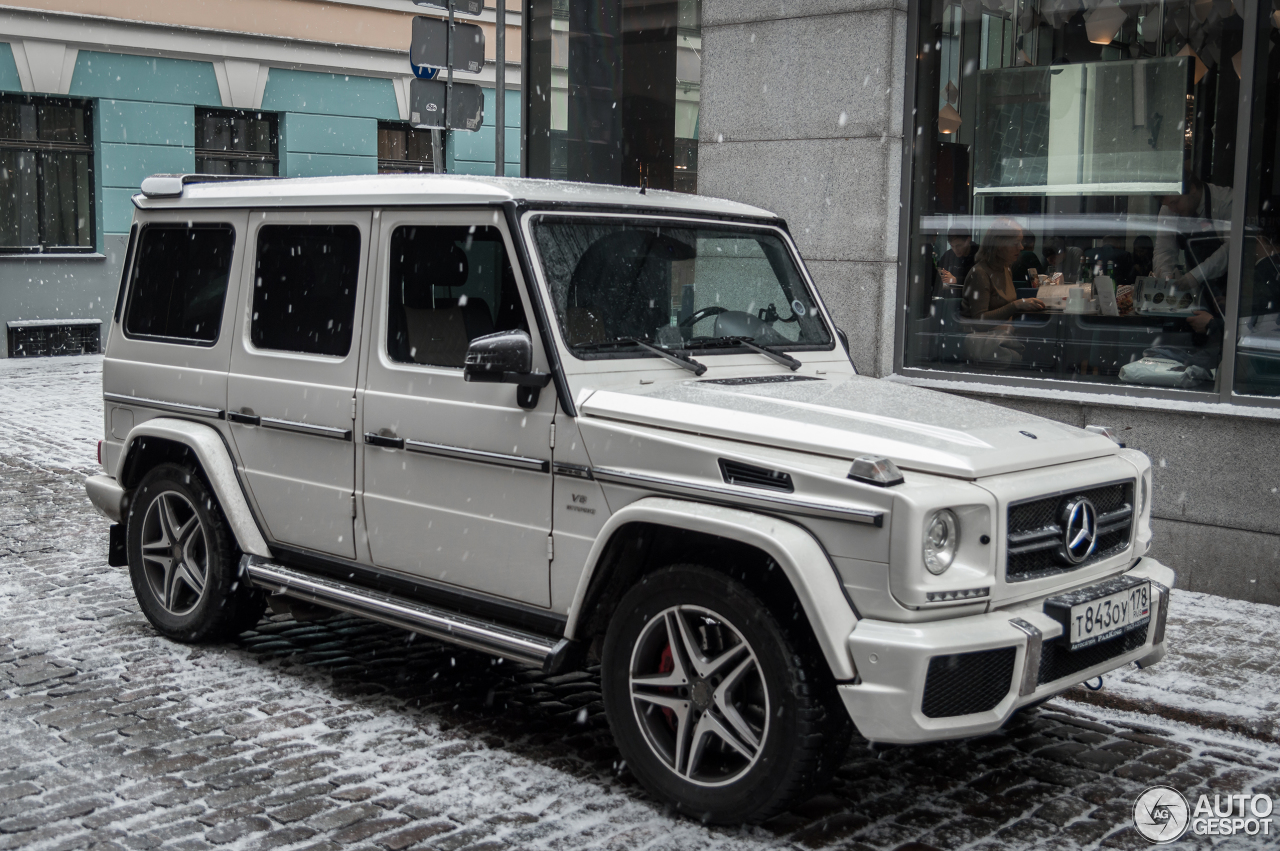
(86, 173), (1172, 823)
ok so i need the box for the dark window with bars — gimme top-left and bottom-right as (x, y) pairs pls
(195, 109), (279, 176)
(378, 123), (436, 173)
(0, 94), (94, 253)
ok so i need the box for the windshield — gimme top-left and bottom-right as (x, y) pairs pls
(530, 217), (832, 356)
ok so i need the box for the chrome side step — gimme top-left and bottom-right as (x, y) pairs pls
(241, 557), (568, 670)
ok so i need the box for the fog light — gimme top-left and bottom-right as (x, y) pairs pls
(923, 509), (959, 575)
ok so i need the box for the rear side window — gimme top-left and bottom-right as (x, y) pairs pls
(123, 224), (236, 344)
(251, 224), (362, 357)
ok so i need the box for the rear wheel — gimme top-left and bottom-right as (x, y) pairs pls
(127, 463), (265, 642)
(601, 564), (850, 824)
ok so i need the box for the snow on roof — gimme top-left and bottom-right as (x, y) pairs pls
(133, 173), (780, 220)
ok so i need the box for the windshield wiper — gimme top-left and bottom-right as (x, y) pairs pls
(576, 337), (707, 376)
(684, 336), (801, 371)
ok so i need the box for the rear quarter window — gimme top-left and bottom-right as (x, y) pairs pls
(123, 224), (237, 345)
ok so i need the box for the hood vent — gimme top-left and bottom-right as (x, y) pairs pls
(719, 459), (794, 493)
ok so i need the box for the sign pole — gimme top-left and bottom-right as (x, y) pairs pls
(447, 0), (455, 131)
(495, 0), (505, 176)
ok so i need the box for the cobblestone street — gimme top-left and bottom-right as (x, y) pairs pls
(2, 356), (1279, 851)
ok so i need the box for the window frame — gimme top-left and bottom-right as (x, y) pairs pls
(120, 222), (239, 348)
(894, 0), (1279, 410)
(194, 108), (280, 176)
(377, 121), (439, 174)
(0, 93), (96, 255)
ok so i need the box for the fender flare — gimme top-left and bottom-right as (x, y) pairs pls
(565, 497), (859, 681)
(116, 418), (271, 557)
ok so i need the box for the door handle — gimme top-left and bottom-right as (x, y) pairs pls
(228, 411), (261, 426)
(364, 432), (405, 450)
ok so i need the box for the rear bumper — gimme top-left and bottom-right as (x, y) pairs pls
(838, 558), (1174, 744)
(85, 475), (126, 523)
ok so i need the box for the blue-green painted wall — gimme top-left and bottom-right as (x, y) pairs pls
(448, 88), (521, 177)
(70, 52), (221, 106)
(280, 112), (377, 178)
(263, 69), (399, 121)
(94, 100), (195, 240)
(0, 43), (20, 92)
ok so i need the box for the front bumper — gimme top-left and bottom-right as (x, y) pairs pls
(838, 558), (1174, 744)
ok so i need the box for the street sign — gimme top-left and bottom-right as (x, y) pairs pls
(410, 78), (485, 132)
(413, 0), (482, 15)
(411, 16), (485, 74)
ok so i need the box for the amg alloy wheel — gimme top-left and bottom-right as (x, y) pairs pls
(602, 564), (850, 824)
(628, 604), (769, 787)
(127, 463), (265, 642)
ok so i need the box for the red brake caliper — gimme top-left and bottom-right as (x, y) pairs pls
(658, 643), (677, 729)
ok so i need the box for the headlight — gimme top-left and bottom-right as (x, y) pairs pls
(923, 509), (960, 575)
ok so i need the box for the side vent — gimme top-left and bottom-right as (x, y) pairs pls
(718, 459), (794, 493)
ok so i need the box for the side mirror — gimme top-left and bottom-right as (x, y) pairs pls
(463, 330), (552, 409)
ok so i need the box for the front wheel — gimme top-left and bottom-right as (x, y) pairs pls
(127, 463), (265, 643)
(601, 565), (850, 824)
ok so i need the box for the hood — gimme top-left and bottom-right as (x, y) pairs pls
(578, 375), (1117, 479)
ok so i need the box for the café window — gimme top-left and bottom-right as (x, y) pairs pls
(526, 0), (702, 193)
(903, 0), (1252, 396)
(0, 94), (94, 253)
(378, 123), (436, 173)
(195, 109), (278, 176)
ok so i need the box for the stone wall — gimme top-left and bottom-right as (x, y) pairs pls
(698, 0), (909, 378)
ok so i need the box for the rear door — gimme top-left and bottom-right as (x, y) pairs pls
(227, 211), (372, 559)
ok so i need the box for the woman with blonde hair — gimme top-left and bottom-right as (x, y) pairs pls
(961, 218), (1045, 320)
(960, 218), (1044, 366)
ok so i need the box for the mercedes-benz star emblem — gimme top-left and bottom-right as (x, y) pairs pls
(1059, 496), (1099, 565)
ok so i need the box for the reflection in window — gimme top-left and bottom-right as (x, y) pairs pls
(251, 225), (362, 357)
(196, 109), (278, 176)
(527, 0), (701, 193)
(0, 95), (94, 252)
(905, 0), (1243, 391)
(386, 226), (528, 368)
(124, 225), (236, 345)
(378, 123), (437, 173)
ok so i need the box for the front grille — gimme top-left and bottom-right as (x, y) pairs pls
(921, 647), (1017, 718)
(1005, 481), (1134, 581)
(1037, 623), (1149, 685)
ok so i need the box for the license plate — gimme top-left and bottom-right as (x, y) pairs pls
(1045, 576), (1152, 650)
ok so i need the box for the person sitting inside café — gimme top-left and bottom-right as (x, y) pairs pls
(1010, 233), (1046, 285)
(937, 227), (977, 291)
(961, 218), (1046, 320)
(1132, 235), (1154, 280)
(1154, 170), (1234, 348)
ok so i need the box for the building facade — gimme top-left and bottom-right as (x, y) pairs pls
(0, 0), (522, 356)
(526, 0), (1280, 604)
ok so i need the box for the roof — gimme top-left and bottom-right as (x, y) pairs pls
(132, 173), (780, 220)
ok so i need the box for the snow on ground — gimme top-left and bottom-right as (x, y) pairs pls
(1090, 589), (1280, 727)
(0, 354), (103, 470)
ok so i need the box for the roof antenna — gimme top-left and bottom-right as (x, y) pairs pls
(639, 163), (647, 195)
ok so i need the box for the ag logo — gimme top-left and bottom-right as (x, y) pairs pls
(1134, 786), (1190, 843)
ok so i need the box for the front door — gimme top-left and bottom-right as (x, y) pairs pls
(227, 211), (372, 559)
(359, 210), (554, 606)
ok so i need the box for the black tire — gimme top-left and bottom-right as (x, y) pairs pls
(601, 564), (851, 824)
(127, 463), (266, 643)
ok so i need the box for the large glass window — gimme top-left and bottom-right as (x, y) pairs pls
(526, 0), (701, 193)
(0, 95), (94, 253)
(1234, 4), (1280, 399)
(905, 0), (1245, 393)
(123, 225), (236, 345)
(196, 109), (278, 176)
(386, 225), (528, 367)
(251, 225), (361, 357)
(531, 217), (831, 356)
